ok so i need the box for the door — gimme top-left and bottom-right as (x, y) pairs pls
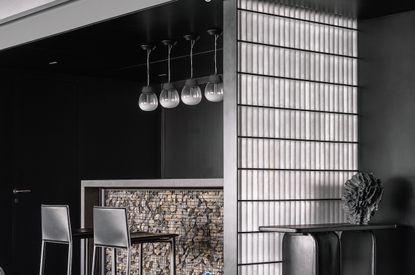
(12, 75), (77, 274)
(0, 72), (13, 274)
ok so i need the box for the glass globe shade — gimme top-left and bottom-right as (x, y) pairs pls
(138, 86), (158, 111)
(181, 79), (202, 106)
(205, 75), (224, 102)
(160, 83), (180, 108)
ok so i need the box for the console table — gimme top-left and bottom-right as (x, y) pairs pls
(259, 223), (396, 275)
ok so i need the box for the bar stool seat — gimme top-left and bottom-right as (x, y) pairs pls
(91, 206), (178, 275)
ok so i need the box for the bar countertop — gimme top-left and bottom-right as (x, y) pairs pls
(259, 223), (397, 233)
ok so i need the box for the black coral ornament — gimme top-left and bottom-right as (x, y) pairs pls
(341, 172), (384, 225)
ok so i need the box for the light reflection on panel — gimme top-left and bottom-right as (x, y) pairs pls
(239, 170), (355, 200)
(239, 75), (357, 114)
(239, 10), (357, 57)
(239, 106), (358, 142)
(238, 0), (357, 29)
(239, 263), (282, 275)
(238, 232), (283, 264)
(239, 138), (358, 170)
(238, 201), (345, 232)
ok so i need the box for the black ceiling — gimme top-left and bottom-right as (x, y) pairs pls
(0, 0), (415, 83)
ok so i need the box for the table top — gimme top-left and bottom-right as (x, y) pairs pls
(72, 228), (94, 238)
(259, 223), (397, 233)
(71, 228), (178, 241)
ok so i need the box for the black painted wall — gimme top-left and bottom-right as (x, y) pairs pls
(163, 83), (223, 179)
(359, 10), (415, 275)
(77, 77), (161, 180)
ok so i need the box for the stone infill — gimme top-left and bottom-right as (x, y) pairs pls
(105, 189), (224, 275)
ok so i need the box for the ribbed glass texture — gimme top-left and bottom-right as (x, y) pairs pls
(238, 233), (283, 264)
(239, 107), (358, 141)
(236, 1), (358, 272)
(239, 263), (282, 275)
(238, 201), (345, 232)
(239, 170), (356, 200)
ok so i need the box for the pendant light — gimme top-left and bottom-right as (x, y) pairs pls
(159, 40), (180, 108)
(138, 45), (158, 111)
(181, 34), (202, 106)
(205, 29), (224, 102)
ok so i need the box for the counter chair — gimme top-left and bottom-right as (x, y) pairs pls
(39, 205), (93, 275)
(91, 206), (178, 275)
(39, 205), (73, 275)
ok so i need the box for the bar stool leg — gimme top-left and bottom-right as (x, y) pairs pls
(67, 242), (73, 275)
(139, 244), (143, 275)
(126, 248), (131, 275)
(39, 241), (46, 275)
(91, 245), (97, 275)
(111, 248), (116, 275)
(170, 238), (176, 275)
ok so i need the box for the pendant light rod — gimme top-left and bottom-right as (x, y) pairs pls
(141, 45), (156, 87)
(207, 29), (222, 76)
(162, 40), (177, 83)
(184, 34), (200, 79)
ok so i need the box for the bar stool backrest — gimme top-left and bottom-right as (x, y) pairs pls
(93, 206), (130, 249)
(41, 205), (72, 243)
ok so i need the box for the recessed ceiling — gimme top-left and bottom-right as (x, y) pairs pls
(0, 0), (415, 83)
(0, 0), (224, 83)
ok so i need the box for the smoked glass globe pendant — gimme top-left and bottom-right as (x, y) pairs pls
(159, 40), (180, 108)
(181, 35), (202, 106)
(139, 45), (158, 111)
(205, 29), (224, 102)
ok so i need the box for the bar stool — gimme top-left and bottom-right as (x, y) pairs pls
(39, 205), (74, 275)
(91, 206), (178, 275)
(39, 205), (93, 275)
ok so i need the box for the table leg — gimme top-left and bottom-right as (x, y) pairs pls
(282, 232), (340, 275)
(139, 243), (143, 275)
(341, 231), (376, 275)
(170, 237), (176, 275)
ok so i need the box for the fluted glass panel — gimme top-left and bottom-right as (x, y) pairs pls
(239, 106), (357, 142)
(239, 138), (357, 170)
(239, 11), (357, 56)
(239, 170), (355, 200)
(236, 1), (357, 273)
(239, 43), (357, 85)
(239, 75), (357, 114)
(238, 0), (357, 29)
(239, 263), (282, 275)
(238, 232), (283, 264)
(238, 201), (345, 232)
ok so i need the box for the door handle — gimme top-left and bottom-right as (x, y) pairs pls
(13, 189), (31, 194)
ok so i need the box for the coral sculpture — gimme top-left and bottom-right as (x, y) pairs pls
(341, 172), (384, 225)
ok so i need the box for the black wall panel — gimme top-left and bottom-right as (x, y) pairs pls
(359, 10), (415, 275)
(77, 77), (161, 180)
(163, 84), (223, 179)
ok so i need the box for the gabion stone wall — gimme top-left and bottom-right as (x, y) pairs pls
(105, 189), (224, 275)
